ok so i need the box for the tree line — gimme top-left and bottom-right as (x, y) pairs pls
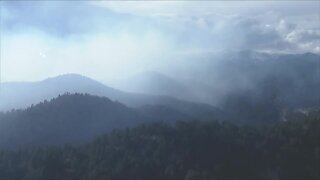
(0, 116), (319, 179)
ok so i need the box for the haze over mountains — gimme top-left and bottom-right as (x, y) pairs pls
(2, 51), (318, 124)
(1, 1), (320, 179)
(1, 73), (222, 114)
(116, 51), (320, 104)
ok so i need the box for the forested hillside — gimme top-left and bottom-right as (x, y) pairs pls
(0, 117), (319, 179)
(0, 94), (150, 148)
(0, 93), (224, 149)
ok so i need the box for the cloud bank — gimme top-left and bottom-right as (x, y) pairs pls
(1, 1), (319, 82)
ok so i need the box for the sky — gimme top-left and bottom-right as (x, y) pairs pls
(0, 1), (319, 83)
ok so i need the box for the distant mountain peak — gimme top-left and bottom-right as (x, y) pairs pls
(43, 73), (97, 83)
(132, 71), (176, 81)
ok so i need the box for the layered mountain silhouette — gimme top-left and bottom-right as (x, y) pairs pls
(0, 93), (217, 149)
(0, 74), (224, 121)
(1, 51), (319, 128)
(0, 74), (124, 111)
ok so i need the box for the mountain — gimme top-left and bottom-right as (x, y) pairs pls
(166, 51), (320, 123)
(190, 51), (320, 107)
(115, 71), (190, 98)
(216, 52), (320, 123)
(2, 52), (317, 125)
(0, 93), (227, 149)
(114, 52), (320, 124)
(0, 74), (126, 111)
(115, 71), (219, 106)
(171, 51), (320, 99)
(0, 94), (150, 148)
(0, 74), (224, 121)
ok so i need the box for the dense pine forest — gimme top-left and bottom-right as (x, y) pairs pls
(0, 114), (319, 179)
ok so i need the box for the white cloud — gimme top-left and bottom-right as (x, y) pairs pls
(1, 1), (319, 82)
(2, 29), (173, 83)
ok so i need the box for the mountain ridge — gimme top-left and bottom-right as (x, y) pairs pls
(0, 74), (223, 119)
(0, 93), (227, 149)
(0, 93), (147, 148)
